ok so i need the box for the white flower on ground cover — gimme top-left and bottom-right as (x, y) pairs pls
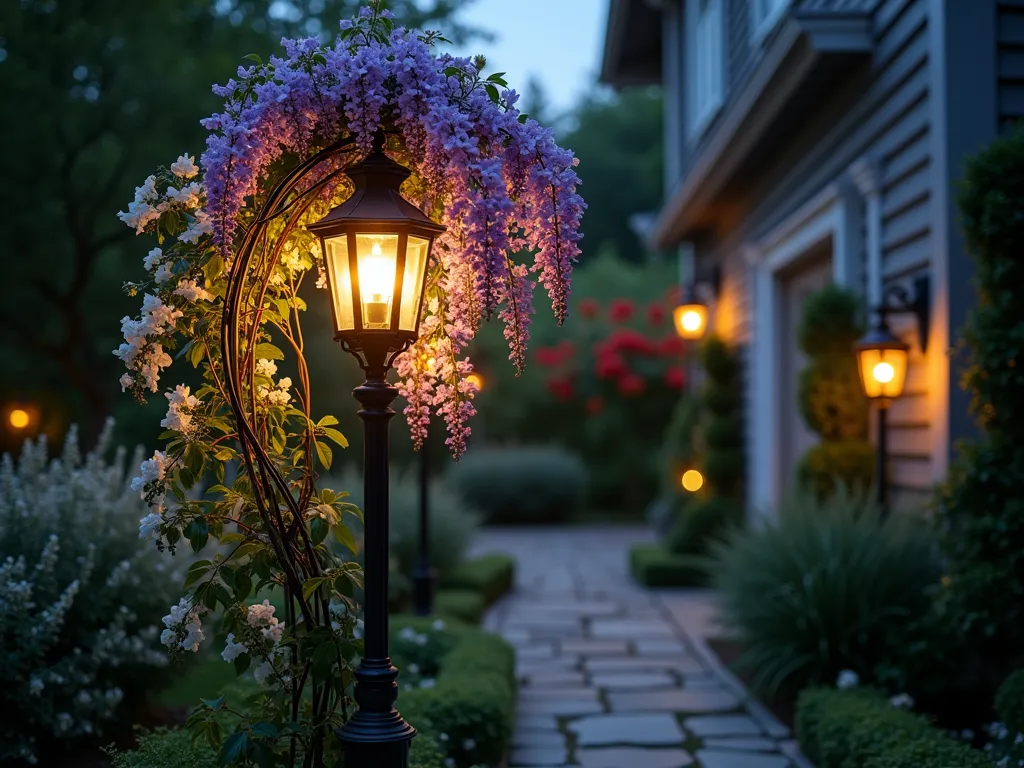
(836, 669), (859, 689)
(889, 692), (915, 709)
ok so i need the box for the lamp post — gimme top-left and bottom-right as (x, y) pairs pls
(308, 130), (445, 768)
(853, 276), (929, 518)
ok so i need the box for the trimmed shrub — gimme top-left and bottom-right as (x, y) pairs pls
(710, 491), (940, 698)
(796, 688), (989, 768)
(795, 284), (872, 498)
(0, 424), (181, 765)
(434, 588), (487, 624)
(111, 729), (217, 768)
(699, 336), (743, 499)
(629, 543), (707, 587)
(666, 496), (743, 555)
(397, 624), (516, 768)
(937, 127), (1024, 699)
(447, 446), (586, 523)
(441, 553), (515, 606)
(995, 669), (1024, 737)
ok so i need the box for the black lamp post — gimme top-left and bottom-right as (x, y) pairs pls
(853, 276), (929, 518)
(308, 131), (445, 768)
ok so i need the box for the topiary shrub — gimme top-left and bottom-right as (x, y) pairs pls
(666, 496), (743, 555)
(699, 336), (744, 499)
(709, 490), (940, 698)
(441, 553), (516, 606)
(447, 446), (586, 523)
(795, 284), (873, 498)
(937, 126), (1024, 701)
(111, 729), (217, 768)
(0, 424), (181, 766)
(628, 543), (707, 587)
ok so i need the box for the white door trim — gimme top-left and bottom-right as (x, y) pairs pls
(746, 181), (861, 519)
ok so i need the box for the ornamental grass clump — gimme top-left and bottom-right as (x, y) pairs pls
(0, 423), (179, 766)
(710, 490), (940, 699)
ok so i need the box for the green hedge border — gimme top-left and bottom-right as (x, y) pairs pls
(440, 553), (515, 607)
(796, 688), (989, 768)
(629, 543), (707, 587)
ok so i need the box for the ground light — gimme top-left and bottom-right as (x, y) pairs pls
(680, 469), (704, 492)
(308, 130), (445, 768)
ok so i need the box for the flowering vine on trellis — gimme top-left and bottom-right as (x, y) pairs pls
(111, 5), (583, 765)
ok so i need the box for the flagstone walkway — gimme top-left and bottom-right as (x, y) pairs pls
(470, 526), (813, 768)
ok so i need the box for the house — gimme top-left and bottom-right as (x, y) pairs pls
(601, 0), (1012, 515)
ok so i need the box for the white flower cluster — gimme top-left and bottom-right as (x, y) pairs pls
(170, 153), (199, 179)
(131, 450), (169, 540)
(160, 597), (206, 653)
(836, 669), (860, 690)
(114, 294), (183, 393)
(1, 424), (181, 763)
(254, 358), (292, 407)
(174, 278), (213, 303)
(889, 692), (915, 709)
(117, 174), (167, 234)
(160, 384), (201, 436)
(118, 154), (207, 244)
(220, 600), (288, 685)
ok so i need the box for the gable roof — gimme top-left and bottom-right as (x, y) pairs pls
(600, 0), (662, 88)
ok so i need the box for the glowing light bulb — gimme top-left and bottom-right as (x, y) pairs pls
(466, 373), (483, 391)
(681, 310), (703, 333)
(681, 469), (704, 492)
(9, 409), (30, 429)
(873, 361), (895, 384)
(360, 239), (396, 326)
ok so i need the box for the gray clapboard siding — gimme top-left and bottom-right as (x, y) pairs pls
(998, 1), (1024, 126)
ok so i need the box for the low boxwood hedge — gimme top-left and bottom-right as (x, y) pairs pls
(796, 688), (989, 768)
(629, 543), (707, 587)
(441, 553), (515, 606)
(434, 588), (487, 624)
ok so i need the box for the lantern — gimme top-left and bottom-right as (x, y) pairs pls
(854, 319), (909, 403)
(673, 302), (708, 340)
(308, 134), (445, 372)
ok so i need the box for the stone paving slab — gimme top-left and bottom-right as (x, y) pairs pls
(684, 715), (764, 738)
(510, 746), (570, 766)
(519, 686), (600, 701)
(518, 698), (605, 716)
(576, 747), (695, 767)
(513, 730), (566, 748)
(696, 750), (791, 768)
(590, 671), (678, 690)
(590, 619), (677, 639)
(522, 671), (587, 687)
(569, 713), (686, 746)
(703, 738), (779, 752)
(560, 638), (630, 656)
(585, 656), (708, 675)
(608, 689), (741, 713)
(635, 639), (688, 655)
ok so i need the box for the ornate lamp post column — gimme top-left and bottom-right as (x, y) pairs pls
(308, 131), (445, 768)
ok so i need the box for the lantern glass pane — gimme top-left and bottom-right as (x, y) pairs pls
(355, 234), (399, 330)
(674, 303), (708, 340)
(399, 235), (431, 332)
(324, 235), (355, 333)
(857, 346), (908, 399)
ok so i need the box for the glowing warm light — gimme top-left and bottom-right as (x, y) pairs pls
(681, 469), (704, 492)
(466, 373), (484, 391)
(872, 361), (895, 384)
(673, 304), (708, 340)
(9, 409), (30, 430)
(358, 237), (398, 327)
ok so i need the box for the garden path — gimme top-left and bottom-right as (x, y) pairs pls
(469, 526), (814, 768)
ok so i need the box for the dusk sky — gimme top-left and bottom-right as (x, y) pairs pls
(452, 0), (611, 116)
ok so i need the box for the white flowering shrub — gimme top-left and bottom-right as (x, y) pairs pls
(0, 423), (179, 765)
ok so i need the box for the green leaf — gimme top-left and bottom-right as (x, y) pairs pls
(243, 53), (263, 65)
(317, 415), (339, 427)
(250, 722), (278, 739)
(201, 696), (225, 711)
(254, 342), (285, 360)
(220, 730), (249, 764)
(332, 522), (357, 554)
(178, 466), (196, 490)
(314, 440), (333, 471)
(184, 560), (213, 588)
(309, 517), (329, 546)
(443, 65), (462, 77)
(233, 652), (251, 676)
(214, 446), (237, 461)
(302, 576), (328, 601)
(233, 570), (251, 602)
(311, 641), (337, 680)
(189, 341), (206, 368)
(186, 518), (209, 553)
(484, 83), (501, 103)
(333, 574), (354, 598)
(322, 428), (349, 448)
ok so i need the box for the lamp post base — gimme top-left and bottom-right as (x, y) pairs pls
(336, 708), (415, 768)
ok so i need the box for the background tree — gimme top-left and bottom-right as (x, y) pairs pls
(0, 0), (482, 450)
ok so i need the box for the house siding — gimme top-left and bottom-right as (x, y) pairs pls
(727, 0), (937, 507)
(998, 0), (1024, 128)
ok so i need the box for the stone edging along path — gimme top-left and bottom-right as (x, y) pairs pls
(471, 526), (816, 768)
